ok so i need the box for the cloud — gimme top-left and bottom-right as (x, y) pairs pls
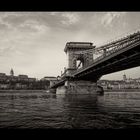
(0, 44), (15, 56)
(101, 12), (127, 27)
(61, 13), (80, 26)
(0, 13), (52, 57)
(18, 19), (50, 34)
(49, 12), (58, 16)
(0, 12), (82, 33)
(0, 12), (26, 28)
(0, 12), (50, 32)
(0, 13), (14, 30)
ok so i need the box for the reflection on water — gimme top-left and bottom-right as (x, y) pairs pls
(0, 92), (140, 128)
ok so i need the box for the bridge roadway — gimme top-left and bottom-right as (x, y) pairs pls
(51, 32), (140, 88)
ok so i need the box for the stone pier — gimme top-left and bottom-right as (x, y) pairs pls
(56, 80), (99, 95)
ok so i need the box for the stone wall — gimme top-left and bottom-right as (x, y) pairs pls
(56, 80), (98, 94)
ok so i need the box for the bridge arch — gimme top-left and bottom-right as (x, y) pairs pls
(72, 54), (85, 69)
(64, 42), (95, 74)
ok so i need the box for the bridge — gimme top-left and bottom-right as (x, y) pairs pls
(50, 31), (140, 94)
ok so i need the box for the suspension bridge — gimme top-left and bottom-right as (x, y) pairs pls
(50, 31), (140, 94)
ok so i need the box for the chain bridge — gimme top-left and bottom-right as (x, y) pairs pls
(50, 31), (140, 94)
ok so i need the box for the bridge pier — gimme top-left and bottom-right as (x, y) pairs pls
(56, 80), (100, 95)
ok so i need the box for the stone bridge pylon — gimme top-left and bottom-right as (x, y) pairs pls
(56, 42), (101, 94)
(64, 42), (95, 76)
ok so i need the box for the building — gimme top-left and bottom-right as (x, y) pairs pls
(0, 73), (7, 82)
(42, 76), (57, 81)
(0, 69), (37, 89)
(18, 75), (29, 82)
(98, 74), (140, 90)
(10, 68), (14, 76)
(41, 76), (59, 87)
(28, 78), (36, 82)
(123, 73), (127, 81)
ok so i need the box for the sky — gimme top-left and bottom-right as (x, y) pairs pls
(0, 12), (140, 80)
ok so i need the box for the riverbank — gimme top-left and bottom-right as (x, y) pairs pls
(104, 89), (140, 92)
(0, 89), (140, 93)
(0, 90), (46, 93)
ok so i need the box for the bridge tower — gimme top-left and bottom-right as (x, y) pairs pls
(64, 42), (95, 76)
(55, 42), (101, 95)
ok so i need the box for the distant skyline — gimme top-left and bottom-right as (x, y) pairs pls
(0, 12), (140, 80)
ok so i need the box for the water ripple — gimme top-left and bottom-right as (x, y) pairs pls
(0, 92), (140, 128)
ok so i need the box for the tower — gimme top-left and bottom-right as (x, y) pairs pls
(64, 42), (95, 75)
(123, 73), (127, 81)
(10, 68), (14, 76)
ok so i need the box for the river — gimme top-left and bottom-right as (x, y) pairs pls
(0, 91), (140, 129)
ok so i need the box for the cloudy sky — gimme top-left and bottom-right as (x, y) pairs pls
(0, 12), (140, 80)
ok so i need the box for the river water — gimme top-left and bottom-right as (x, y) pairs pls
(0, 91), (140, 129)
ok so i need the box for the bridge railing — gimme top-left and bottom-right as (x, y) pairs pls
(72, 31), (140, 75)
(102, 32), (140, 56)
(95, 31), (140, 52)
(94, 35), (140, 62)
